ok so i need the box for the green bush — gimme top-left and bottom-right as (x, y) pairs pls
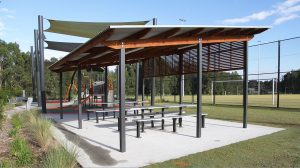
(42, 146), (77, 168)
(10, 137), (33, 166)
(11, 114), (22, 130)
(0, 159), (16, 168)
(8, 128), (18, 138)
(21, 110), (52, 149)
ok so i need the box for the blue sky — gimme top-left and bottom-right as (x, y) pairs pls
(0, 0), (299, 78)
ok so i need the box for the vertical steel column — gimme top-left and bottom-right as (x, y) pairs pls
(243, 41), (248, 128)
(59, 72), (63, 119)
(116, 66), (119, 100)
(150, 18), (157, 106)
(119, 43), (126, 152)
(77, 67), (82, 129)
(38, 15), (46, 113)
(277, 41), (281, 108)
(34, 29), (41, 107)
(30, 46), (36, 101)
(151, 59), (155, 106)
(179, 53), (183, 104)
(104, 66), (108, 103)
(135, 62), (139, 101)
(141, 62), (145, 106)
(196, 39), (203, 138)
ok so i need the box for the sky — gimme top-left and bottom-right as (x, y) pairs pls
(0, 0), (299, 79)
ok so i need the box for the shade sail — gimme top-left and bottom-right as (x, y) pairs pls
(45, 19), (150, 38)
(45, 41), (83, 52)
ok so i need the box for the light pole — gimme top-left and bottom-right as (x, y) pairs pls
(257, 41), (261, 95)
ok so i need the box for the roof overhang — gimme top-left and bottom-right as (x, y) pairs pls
(49, 25), (270, 72)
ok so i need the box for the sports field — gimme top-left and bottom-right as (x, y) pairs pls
(144, 101), (300, 168)
(145, 94), (300, 108)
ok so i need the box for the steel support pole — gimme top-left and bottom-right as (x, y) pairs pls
(135, 62), (139, 101)
(59, 72), (63, 119)
(179, 53), (183, 104)
(119, 43), (126, 152)
(38, 15), (46, 113)
(30, 46), (36, 101)
(196, 39), (203, 138)
(150, 18), (157, 106)
(34, 29), (41, 107)
(77, 67), (82, 129)
(104, 66), (108, 103)
(116, 66), (119, 100)
(141, 62), (145, 106)
(277, 41), (281, 108)
(243, 41), (248, 128)
(151, 58), (155, 106)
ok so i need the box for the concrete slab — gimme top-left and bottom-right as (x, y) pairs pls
(46, 113), (284, 168)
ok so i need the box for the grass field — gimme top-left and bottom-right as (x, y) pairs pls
(137, 94), (300, 108)
(141, 96), (300, 168)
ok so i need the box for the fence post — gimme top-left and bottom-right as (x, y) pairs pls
(277, 41), (281, 108)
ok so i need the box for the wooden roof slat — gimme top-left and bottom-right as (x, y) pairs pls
(103, 35), (253, 49)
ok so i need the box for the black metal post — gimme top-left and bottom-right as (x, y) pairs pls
(34, 29), (41, 107)
(196, 39), (203, 138)
(243, 41), (248, 128)
(38, 15), (46, 113)
(104, 66), (108, 103)
(59, 72), (63, 119)
(151, 57), (155, 106)
(77, 66), (82, 129)
(141, 62), (145, 106)
(30, 46), (36, 101)
(179, 53), (183, 114)
(135, 62), (139, 101)
(277, 41), (281, 108)
(119, 43), (126, 152)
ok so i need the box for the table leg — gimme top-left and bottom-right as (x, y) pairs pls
(172, 118), (177, 132)
(137, 122), (140, 138)
(161, 119), (165, 130)
(96, 113), (99, 123)
(102, 113), (105, 120)
(142, 122), (145, 132)
(179, 118), (182, 127)
(150, 116), (154, 127)
(87, 111), (90, 120)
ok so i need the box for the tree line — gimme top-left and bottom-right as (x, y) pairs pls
(0, 39), (299, 102)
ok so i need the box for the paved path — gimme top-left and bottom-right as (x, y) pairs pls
(48, 113), (284, 167)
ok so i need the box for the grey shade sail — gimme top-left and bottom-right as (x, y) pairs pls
(45, 41), (83, 52)
(45, 19), (150, 38)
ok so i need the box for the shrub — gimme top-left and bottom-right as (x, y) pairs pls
(10, 137), (33, 166)
(32, 117), (52, 149)
(21, 110), (52, 149)
(11, 114), (22, 130)
(0, 159), (16, 168)
(8, 128), (18, 138)
(42, 146), (78, 168)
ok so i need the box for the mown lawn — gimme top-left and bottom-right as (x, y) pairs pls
(137, 94), (300, 108)
(145, 104), (300, 168)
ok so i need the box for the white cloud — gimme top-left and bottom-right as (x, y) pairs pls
(223, 11), (275, 24)
(273, 14), (299, 25)
(0, 7), (15, 14)
(222, 0), (300, 25)
(6, 14), (15, 19)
